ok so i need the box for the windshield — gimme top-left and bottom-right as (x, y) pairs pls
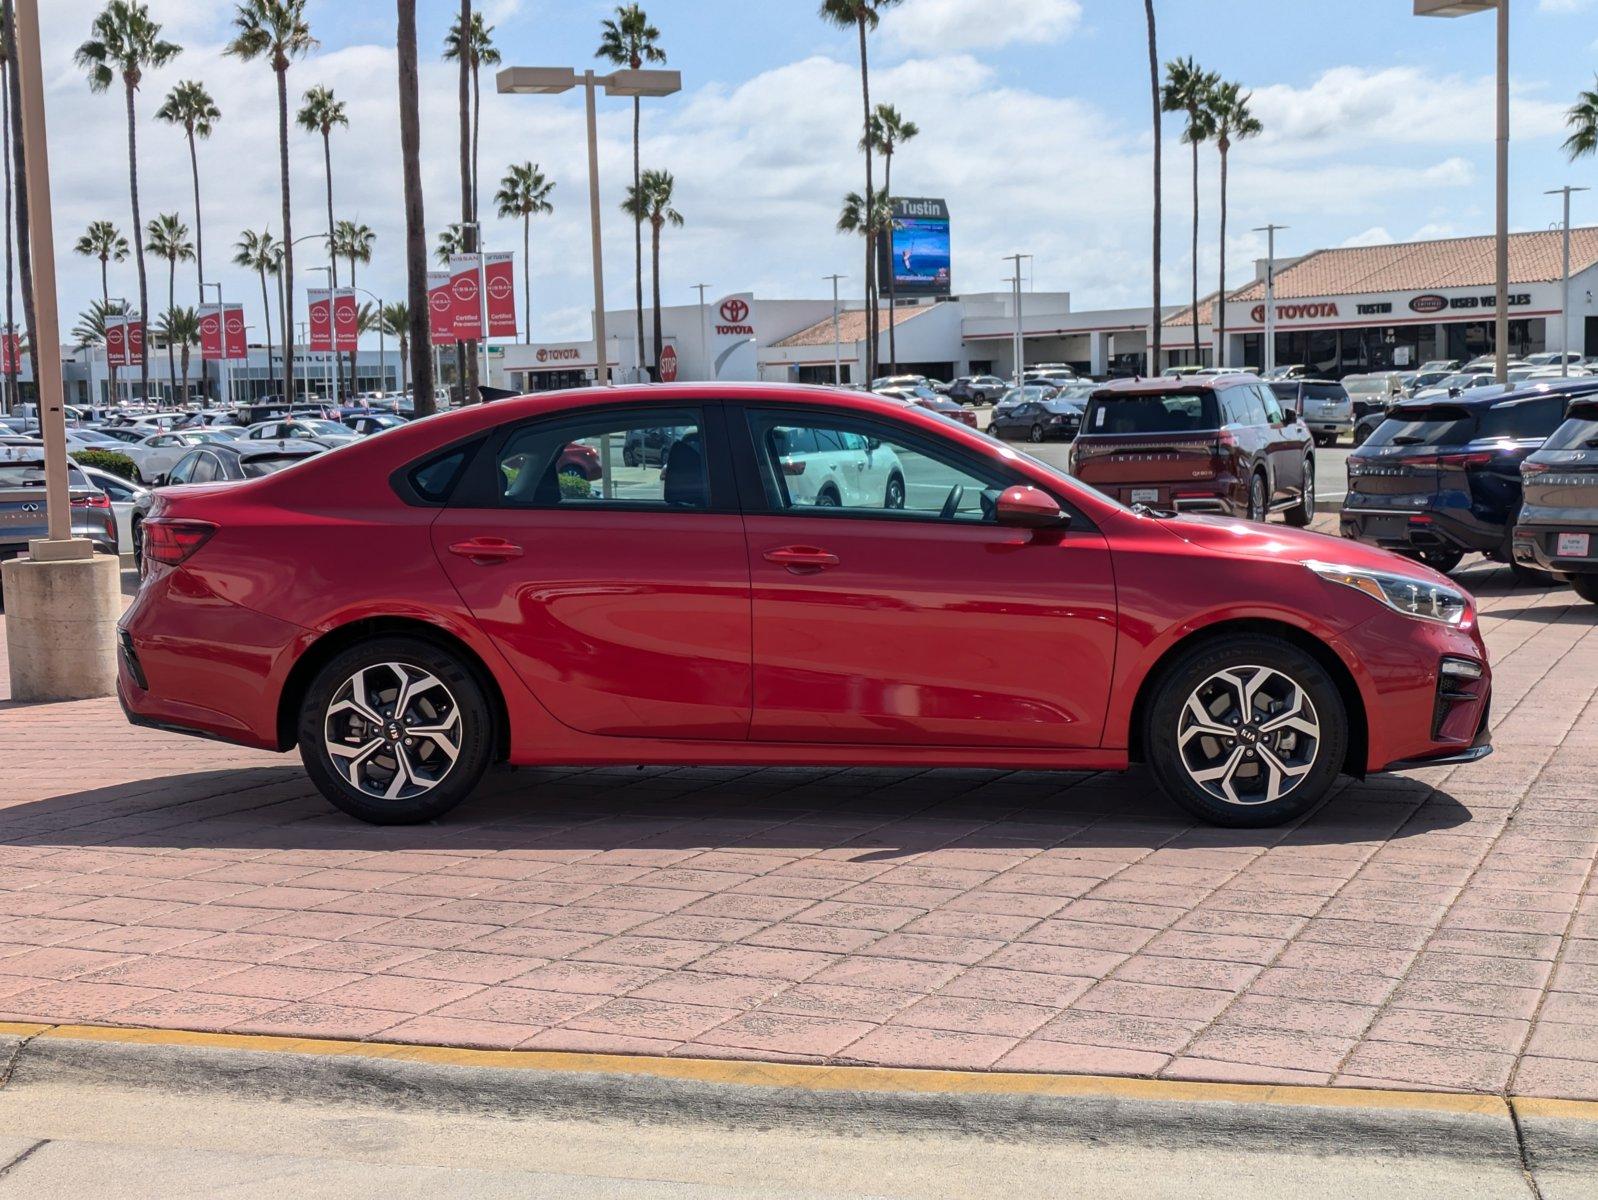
(1083, 391), (1219, 435)
(241, 453), (311, 478)
(301, 420), (350, 436)
(1342, 378), (1388, 395)
(1541, 414), (1598, 452)
(1363, 404), (1477, 448)
(0, 460), (45, 487)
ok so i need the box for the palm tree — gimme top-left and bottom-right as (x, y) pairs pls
(448, 2), (475, 404)
(74, 221), (130, 406)
(75, 1), (181, 406)
(1162, 56), (1219, 364)
(1, 5), (34, 407)
(72, 298), (130, 350)
(1209, 81), (1261, 370)
(1565, 76), (1598, 161)
(864, 103), (917, 373)
(820, 0), (901, 383)
(156, 305), (200, 406)
(380, 301), (410, 393)
(435, 224), (466, 266)
(495, 162), (554, 344)
(837, 189), (892, 377)
(145, 213), (193, 407)
(154, 80), (218, 304)
(227, 0), (317, 403)
(396, 0), (433, 416)
(621, 169), (683, 376)
(443, 12), (499, 225)
(334, 218), (374, 394)
(233, 228), (279, 375)
(297, 84), (346, 314)
(1144, 0), (1161, 376)
(598, 5), (665, 378)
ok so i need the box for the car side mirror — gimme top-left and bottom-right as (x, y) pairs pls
(865, 436), (881, 450)
(996, 485), (1070, 528)
(154, 473), (168, 487)
(1281, 406), (1296, 423)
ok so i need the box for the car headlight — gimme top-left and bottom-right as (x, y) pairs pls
(1303, 560), (1468, 625)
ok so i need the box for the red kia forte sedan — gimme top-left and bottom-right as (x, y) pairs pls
(118, 384), (1492, 828)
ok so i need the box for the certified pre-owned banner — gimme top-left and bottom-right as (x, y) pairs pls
(307, 289), (334, 352)
(484, 252), (516, 337)
(427, 271), (456, 345)
(333, 289), (359, 353)
(106, 314), (145, 367)
(448, 254), (484, 341)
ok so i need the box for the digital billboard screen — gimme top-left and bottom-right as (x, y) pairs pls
(881, 197), (950, 298)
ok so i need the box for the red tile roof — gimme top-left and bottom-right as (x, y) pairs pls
(771, 304), (932, 349)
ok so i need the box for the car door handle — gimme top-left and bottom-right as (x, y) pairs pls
(448, 537), (524, 563)
(763, 545), (840, 572)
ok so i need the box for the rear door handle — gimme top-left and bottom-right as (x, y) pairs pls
(763, 545), (839, 572)
(448, 537), (523, 563)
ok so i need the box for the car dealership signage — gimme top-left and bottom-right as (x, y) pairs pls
(1232, 284), (1550, 331)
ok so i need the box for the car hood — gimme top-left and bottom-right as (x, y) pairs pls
(1154, 513), (1455, 586)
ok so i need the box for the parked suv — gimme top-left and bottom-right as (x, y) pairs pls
(1341, 380), (1594, 574)
(1072, 376), (1315, 524)
(1268, 379), (1351, 447)
(1512, 394), (1598, 602)
(947, 375), (1007, 404)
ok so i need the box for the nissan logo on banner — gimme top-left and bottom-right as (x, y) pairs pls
(708, 292), (756, 380)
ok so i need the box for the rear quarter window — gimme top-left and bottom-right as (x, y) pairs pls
(1363, 405), (1476, 448)
(1477, 396), (1567, 440)
(1085, 392), (1218, 434)
(1541, 416), (1598, 452)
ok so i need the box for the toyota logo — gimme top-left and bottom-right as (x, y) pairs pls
(719, 298), (748, 323)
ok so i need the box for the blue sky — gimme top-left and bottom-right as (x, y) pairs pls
(39, 0), (1598, 344)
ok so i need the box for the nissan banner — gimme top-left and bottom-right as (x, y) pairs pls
(0, 333), (18, 375)
(333, 288), (359, 353)
(106, 314), (144, 367)
(484, 252), (516, 337)
(198, 305), (225, 361)
(447, 254), (484, 341)
(307, 289), (334, 352)
(427, 271), (456, 344)
(223, 305), (247, 359)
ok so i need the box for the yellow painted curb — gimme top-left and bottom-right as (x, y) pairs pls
(7, 1022), (1566, 1119)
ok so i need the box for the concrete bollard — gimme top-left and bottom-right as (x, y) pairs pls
(2, 552), (121, 702)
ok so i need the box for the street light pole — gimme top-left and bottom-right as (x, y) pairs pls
(1544, 186), (1589, 377)
(1003, 253), (1031, 386)
(498, 66), (682, 388)
(824, 273), (846, 385)
(692, 283), (710, 377)
(1252, 223), (1288, 374)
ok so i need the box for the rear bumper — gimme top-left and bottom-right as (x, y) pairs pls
(1512, 519), (1598, 576)
(1340, 502), (1505, 556)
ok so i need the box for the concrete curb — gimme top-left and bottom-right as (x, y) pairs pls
(3, 1023), (1595, 1172)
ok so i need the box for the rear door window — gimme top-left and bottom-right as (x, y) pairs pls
(1478, 396), (1568, 440)
(1087, 392), (1218, 434)
(1256, 384), (1285, 424)
(1363, 405), (1477, 448)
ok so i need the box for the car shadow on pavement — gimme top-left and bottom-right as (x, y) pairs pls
(2, 762), (1475, 859)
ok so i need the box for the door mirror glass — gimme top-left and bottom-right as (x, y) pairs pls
(1281, 406), (1297, 423)
(995, 485), (1069, 528)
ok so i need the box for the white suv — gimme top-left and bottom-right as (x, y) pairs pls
(770, 425), (907, 509)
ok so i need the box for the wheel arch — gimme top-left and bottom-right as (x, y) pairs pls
(275, 616), (511, 761)
(1125, 617), (1368, 778)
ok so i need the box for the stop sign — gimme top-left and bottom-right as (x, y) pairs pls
(658, 344), (678, 382)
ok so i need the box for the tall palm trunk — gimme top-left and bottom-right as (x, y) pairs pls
(631, 93), (645, 378)
(5, 0), (35, 394)
(470, 59), (481, 224)
(180, 342), (191, 406)
(1189, 135), (1199, 362)
(256, 264), (273, 395)
(347, 251), (359, 397)
(276, 62), (296, 403)
(320, 127), (338, 402)
(122, 77), (148, 401)
(397, 0), (433, 416)
(1145, 0), (1161, 376)
(184, 125), (207, 398)
(457, 0), (476, 404)
(856, 15), (876, 381)
(650, 217), (663, 370)
(166, 260), (177, 406)
(100, 257), (114, 408)
(522, 212), (531, 344)
(1, 53), (12, 414)
(883, 146), (896, 373)
(1217, 141), (1228, 369)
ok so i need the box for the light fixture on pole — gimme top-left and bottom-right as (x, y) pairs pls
(824, 273), (846, 385)
(498, 66), (682, 386)
(1544, 185), (1588, 378)
(1252, 223), (1288, 374)
(1003, 253), (1032, 387)
(692, 283), (711, 376)
(1416, 0), (1510, 384)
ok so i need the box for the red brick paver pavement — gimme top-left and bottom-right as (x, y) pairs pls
(3, 547), (1597, 1098)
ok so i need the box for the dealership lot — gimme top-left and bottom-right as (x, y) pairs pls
(2, 539), (1596, 1098)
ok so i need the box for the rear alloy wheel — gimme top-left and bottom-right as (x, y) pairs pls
(884, 474), (905, 509)
(1246, 472), (1268, 523)
(1571, 574), (1598, 604)
(814, 487), (841, 507)
(1283, 461), (1314, 527)
(1029, 424), (1045, 443)
(298, 637), (494, 824)
(1144, 635), (1347, 827)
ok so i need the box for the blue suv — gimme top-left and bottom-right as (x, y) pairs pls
(1340, 378), (1598, 575)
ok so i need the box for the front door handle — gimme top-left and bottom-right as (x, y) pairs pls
(448, 537), (523, 564)
(764, 545), (839, 572)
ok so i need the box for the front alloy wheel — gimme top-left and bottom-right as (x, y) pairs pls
(1176, 666), (1320, 806)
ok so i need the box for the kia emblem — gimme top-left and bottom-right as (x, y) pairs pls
(719, 298), (748, 323)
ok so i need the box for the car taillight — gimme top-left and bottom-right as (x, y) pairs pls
(781, 460), (806, 476)
(1521, 461), (1548, 476)
(71, 493), (112, 509)
(1407, 451), (1494, 469)
(143, 519), (216, 566)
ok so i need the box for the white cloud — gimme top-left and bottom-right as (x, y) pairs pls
(880, 0), (1082, 54)
(1341, 227), (1394, 248)
(1539, 0), (1594, 12)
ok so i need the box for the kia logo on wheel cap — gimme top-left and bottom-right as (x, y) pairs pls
(719, 298), (748, 323)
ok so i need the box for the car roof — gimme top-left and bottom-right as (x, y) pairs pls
(1392, 376), (1598, 412)
(1089, 375), (1251, 395)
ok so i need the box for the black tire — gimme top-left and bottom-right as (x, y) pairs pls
(1572, 574), (1598, 604)
(1407, 546), (1464, 574)
(622, 448), (639, 467)
(990, 424), (1006, 440)
(1028, 424), (1045, 443)
(1508, 561), (1554, 587)
(1246, 472), (1268, 523)
(884, 473), (905, 509)
(1143, 634), (1348, 828)
(814, 486), (841, 507)
(298, 636), (494, 825)
(1283, 460), (1315, 527)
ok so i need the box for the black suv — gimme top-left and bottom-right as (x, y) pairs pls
(1512, 394), (1598, 603)
(1341, 379), (1598, 574)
